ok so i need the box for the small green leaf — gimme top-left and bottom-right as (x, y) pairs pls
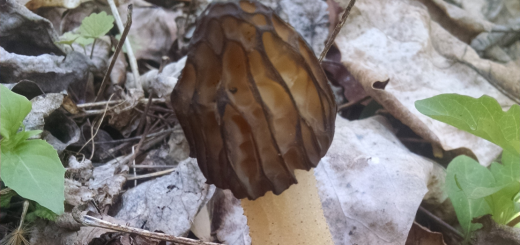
(79, 11), (114, 39)
(76, 36), (95, 47)
(57, 32), (80, 46)
(415, 94), (520, 156)
(446, 155), (493, 235)
(31, 202), (58, 221)
(0, 84), (32, 140)
(0, 189), (17, 208)
(0, 139), (65, 214)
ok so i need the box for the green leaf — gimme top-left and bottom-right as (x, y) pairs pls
(0, 189), (17, 208)
(415, 94), (520, 156)
(57, 32), (80, 46)
(446, 155), (493, 235)
(31, 202), (58, 221)
(0, 84), (32, 141)
(79, 11), (114, 39)
(76, 36), (95, 47)
(0, 140), (65, 214)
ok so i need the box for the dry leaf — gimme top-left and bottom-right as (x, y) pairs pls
(315, 116), (446, 245)
(115, 158), (215, 236)
(334, 0), (517, 165)
(405, 222), (447, 245)
(472, 215), (520, 245)
(209, 189), (251, 245)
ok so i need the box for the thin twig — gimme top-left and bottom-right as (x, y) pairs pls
(129, 165), (178, 169)
(418, 206), (465, 241)
(337, 95), (370, 111)
(94, 128), (180, 144)
(77, 95), (115, 156)
(77, 98), (166, 108)
(319, 0), (356, 63)
(507, 215), (520, 227)
(95, 5), (133, 101)
(79, 215), (222, 245)
(108, 1), (140, 86)
(126, 168), (176, 181)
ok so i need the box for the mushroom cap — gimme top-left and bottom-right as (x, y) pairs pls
(171, 0), (336, 200)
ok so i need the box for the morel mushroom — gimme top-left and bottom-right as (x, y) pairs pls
(171, 0), (336, 199)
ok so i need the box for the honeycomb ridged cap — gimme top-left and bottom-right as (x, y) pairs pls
(171, 0), (336, 200)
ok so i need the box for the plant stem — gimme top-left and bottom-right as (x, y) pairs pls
(90, 38), (97, 59)
(107, 0), (141, 88)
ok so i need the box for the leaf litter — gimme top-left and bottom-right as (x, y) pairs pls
(1, 0), (520, 244)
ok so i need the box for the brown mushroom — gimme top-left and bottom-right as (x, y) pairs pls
(171, 0), (336, 200)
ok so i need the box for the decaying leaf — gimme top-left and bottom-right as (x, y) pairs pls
(138, 56), (186, 99)
(0, 47), (93, 94)
(472, 214), (520, 245)
(334, 0), (517, 165)
(209, 189), (251, 245)
(119, 2), (181, 63)
(405, 222), (447, 245)
(23, 93), (64, 131)
(315, 116), (446, 245)
(172, 0), (336, 200)
(115, 158), (215, 236)
(88, 156), (129, 208)
(0, 0), (64, 56)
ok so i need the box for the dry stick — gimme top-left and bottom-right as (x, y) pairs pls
(318, 0), (357, 63)
(108, 1), (140, 86)
(127, 92), (155, 166)
(94, 128), (180, 144)
(337, 95), (370, 111)
(77, 98), (166, 108)
(418, 206), (465, 241)
(507, 215), (520, 227)
(126, 168), (176, 181)
(95, 5), (133, 102)
(79, 215), (222, 245)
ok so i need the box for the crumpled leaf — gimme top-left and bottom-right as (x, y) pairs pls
(472, 214), (520, 245)
(209, 189), (251, 245)
(115, 158), (215, 236)
(88, 156), (129, 208)
(23, 93), (65, 131)
(138, 56), (186, 99)
(119, 3), (181, 63)
(314, 116), (445, 245)
(0, 0), (64, 56)
(406, 222), (447, 245)
(334, 0), (517, 165)
(0, 47), (93, 94)
(42, 109), (81, 153)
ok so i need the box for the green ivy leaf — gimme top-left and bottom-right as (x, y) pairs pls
(79, 11), (114, 39)
(415, 94), (520, 156)
(0, 84), (32, 141)
(446, 155), (493, 235)
(0, 139), (65, 214)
